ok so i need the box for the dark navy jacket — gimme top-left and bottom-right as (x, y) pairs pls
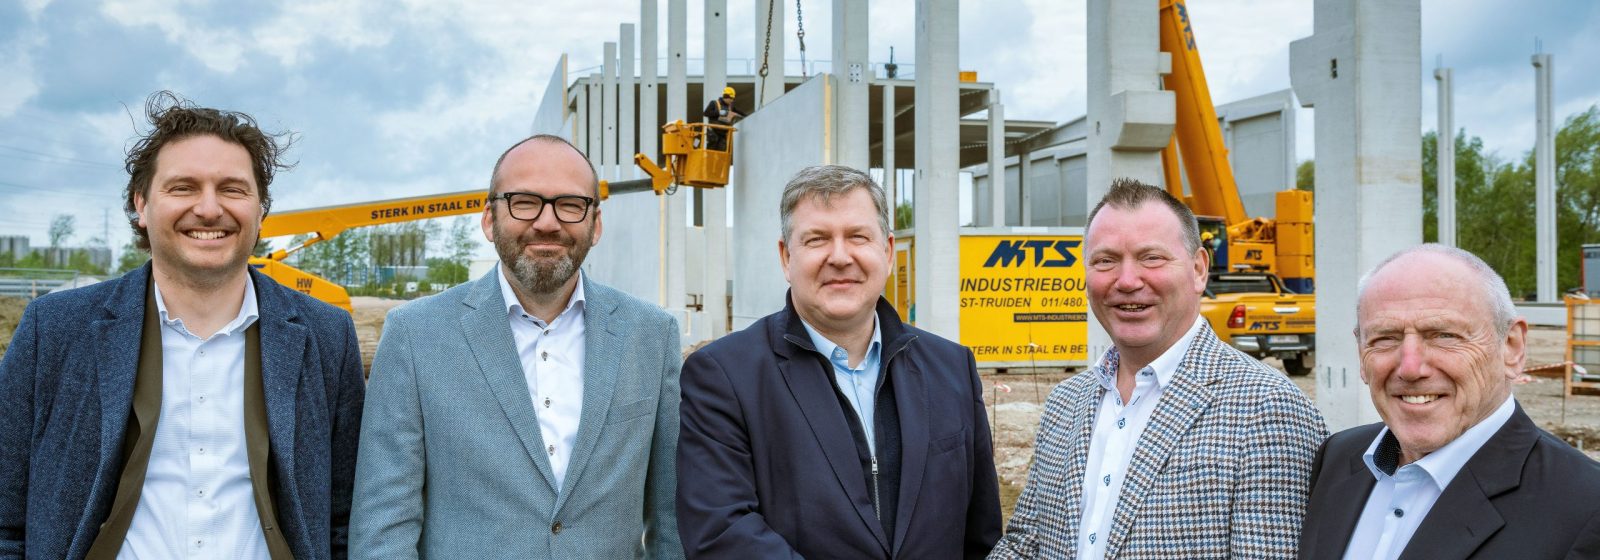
(676, 296), (1002, 559)
(0, 264), (365, 559)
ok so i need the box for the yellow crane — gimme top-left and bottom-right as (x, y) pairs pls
(252, 121), (736, 312)
(1158, 0), (1315, 293)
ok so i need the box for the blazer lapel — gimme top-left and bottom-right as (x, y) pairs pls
(1397, 407), (1537, 560)
(1305, 453), (1378, 558)
(93, 267), (149, 471)
(1103, 337), (1218, 559)
(890, 345), (928, 555)
(777, 333), (891, 554)
(253, 271), (308, 531)
(460, 272), (560, 494)
(553, 277), (621, 512)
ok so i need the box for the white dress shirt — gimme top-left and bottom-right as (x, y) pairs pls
(1077, 317), (1204, 560)
(1343, 395), (1516, 560)
(122, 278), (268, 559)
(498, 267), (587, 491)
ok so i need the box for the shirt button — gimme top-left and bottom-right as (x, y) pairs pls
(198, 396), (206, 403)
(1089, 532), (1097, 544)
(195, 539), (204, 548)
(1393, 508), (1404, 518)
(197, 447), (206, 455)
(551, 522), (562, 534)
(548, 444), (556, 455)
(1103, 474), (1111, 486)
(197, 489), (205, 497)
(544, 329), (551, 335)
(1117, 418), (1126, 429)
(544, 397), (552, 408)
(541, 351), (549, 361)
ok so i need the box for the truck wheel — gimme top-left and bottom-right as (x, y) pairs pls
(1283, 355), (1312, 377)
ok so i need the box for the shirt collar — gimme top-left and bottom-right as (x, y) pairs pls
(497, 265), (586, 326)
(1363, 394), (1517, 489)
(799, 315), (882, 370)
(1092, 315), (1204, 392)
(151, 274), (259, 338)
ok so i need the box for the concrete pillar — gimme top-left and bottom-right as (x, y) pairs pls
(587, 78), (602, 165)
(913, 0), (959, 340)
(603, 42), (618, 181)
(665, 0), (688, 319)
(988, 89), (1006, 227)
(755, 0), (785, 107)
(882, 83), (897, 213)
(1290, 0), (1422, 431)
(576, 78), (591, 156)
(641, 0), (659, 167)
(1534, 53), (1556, 302)
(705, 0), (730, 338)
(1085, 0), (1175, 360)
(621, 25), (637, 180)
(833, 0), (869, 170)
(1435, 66), (1455, 246)
(1020, 151), (1031, 225)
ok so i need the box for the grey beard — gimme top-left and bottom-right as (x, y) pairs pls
(509, 251), (578, 296)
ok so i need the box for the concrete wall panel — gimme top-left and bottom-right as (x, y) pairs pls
(731, 76), (833, 329)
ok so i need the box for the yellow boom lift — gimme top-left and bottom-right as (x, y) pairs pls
(252, 121), (735, 312)
(1158, 0), (1316, 293)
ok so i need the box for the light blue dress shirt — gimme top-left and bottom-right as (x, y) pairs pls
(1343, 395), (1516, 560)
(800, 317), (884, 454)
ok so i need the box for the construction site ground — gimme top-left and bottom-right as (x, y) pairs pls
(2, 295), (1595, 520)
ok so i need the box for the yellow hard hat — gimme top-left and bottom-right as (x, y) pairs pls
(723, 87), (736, 98)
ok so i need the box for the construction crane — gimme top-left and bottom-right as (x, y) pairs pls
(1158, 0), (1315, 293)
(253, 120), (736, 312)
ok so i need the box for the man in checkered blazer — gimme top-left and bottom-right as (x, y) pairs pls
(989, 179), (1328, 559)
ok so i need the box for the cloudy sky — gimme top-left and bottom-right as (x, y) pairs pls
(0, 0), (1594, 259)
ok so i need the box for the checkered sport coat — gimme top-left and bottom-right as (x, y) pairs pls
(989, 321), (1327, 559)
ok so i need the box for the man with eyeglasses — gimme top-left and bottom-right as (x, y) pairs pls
(350, 134), (685, 559)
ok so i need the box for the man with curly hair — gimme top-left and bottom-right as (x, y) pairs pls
(0, 91), (365, 560)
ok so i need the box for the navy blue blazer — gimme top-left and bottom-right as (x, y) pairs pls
(1299, 404), (1600, 559)
(0, 263), (365, 559)
(676, 296), (1002, 559)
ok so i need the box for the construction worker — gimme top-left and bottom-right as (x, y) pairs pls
(702, 86), (744, 150)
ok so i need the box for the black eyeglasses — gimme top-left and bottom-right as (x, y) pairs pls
(489, 192), (596, 223)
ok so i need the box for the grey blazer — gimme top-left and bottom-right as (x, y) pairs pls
(350, 271), (683, 559)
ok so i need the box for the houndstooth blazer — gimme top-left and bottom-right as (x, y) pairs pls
(989, 321), (1328, 559)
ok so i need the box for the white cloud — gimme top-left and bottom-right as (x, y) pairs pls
(0, 32), (43, 116)
(99, 0), (248, 73)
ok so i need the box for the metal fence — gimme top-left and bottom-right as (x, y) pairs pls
(0, 268), (81, 300)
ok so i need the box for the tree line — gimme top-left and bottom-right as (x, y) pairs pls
(1297, 105), (1600, 298)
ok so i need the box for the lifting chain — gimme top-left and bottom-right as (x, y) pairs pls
(795, 0), (807, 76)
(757, 0), (776, 101)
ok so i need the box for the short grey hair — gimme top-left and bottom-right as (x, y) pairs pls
(778, 164), (891, 242)
(1085, 178), (1202, 254)
(1356, 243), (1518, 336)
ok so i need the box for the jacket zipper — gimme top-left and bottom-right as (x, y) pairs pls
(871, 455), (881, 520)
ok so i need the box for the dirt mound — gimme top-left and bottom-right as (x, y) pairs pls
(0, 296), (28, 360)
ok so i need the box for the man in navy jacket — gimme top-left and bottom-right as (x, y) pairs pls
(676, 164), (1001, 559)
(0, 92), (363, 559)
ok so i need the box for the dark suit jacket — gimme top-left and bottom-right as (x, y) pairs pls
(676, 296), (1002, 559)
(1299, 404), (1600, 559)
(0, 264), (366, 560)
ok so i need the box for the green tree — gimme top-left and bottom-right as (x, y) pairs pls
(1555, 106), (1600, 293)
(48, 214), (74, 248)
(116, 240), (149, 275)
(1295, 160), (1314, 192)
(894, 201), (913, 230)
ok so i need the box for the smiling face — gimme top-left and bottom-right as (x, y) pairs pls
(1084, 202), (1208, 368)
(482, 138), (602, 298)
(780, 188), (893, 334)
(1357, 251), (1526, 465)
(135, 134), (263, 288)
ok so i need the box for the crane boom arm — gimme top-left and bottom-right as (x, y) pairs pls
(259, 189), (488, 260)
(1159, 0), (1249, 226)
